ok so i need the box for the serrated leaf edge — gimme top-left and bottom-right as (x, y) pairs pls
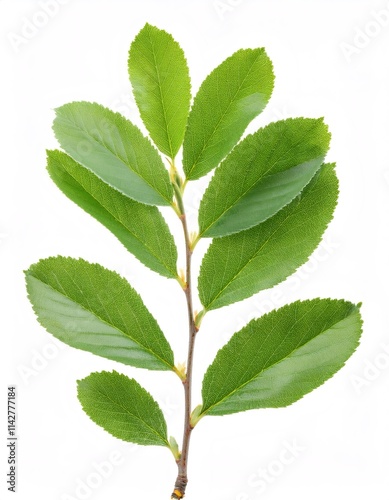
(77, 370), (170, 447)
(199, 117), (331, 238)
(129, 23), (191, 159)
(184, 47), (274, 180)
(46, 149), (179, 280)
(25, 256), (175, 371)
(200, 163), (339, 311)
(200, 299), (363, 417)
(52, 101), (173, 206)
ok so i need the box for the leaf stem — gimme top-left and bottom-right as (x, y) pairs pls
(171, 185), (198, 499)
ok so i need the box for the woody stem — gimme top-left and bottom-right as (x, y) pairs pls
(171, 186), (198, 499)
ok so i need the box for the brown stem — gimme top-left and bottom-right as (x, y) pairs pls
(171, 211), (198, 499)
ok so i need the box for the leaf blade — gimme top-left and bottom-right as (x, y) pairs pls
(77, 371), (169, 446)
(47, 150), (178, 279)
(198, 163), (338, 311)
(25, 257), (174, 371)
(183, 48), (274, 180)
(128, 23), (191, 158)
(199, 118), (331, 237)
(201, 299), (363, 416)
(53, 101), (173, 206)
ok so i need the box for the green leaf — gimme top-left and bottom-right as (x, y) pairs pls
(47, 150), (178, 279)
(183, 48), (274, 180)
(77, 371), (169, 446)
(25, 257), (174, 371)
(52, 101), (173, 206)
(128, 23), (191, 159)
(201, 299), (363, 416)
(198, 118), (331, 238)
(199, 163), (338, 311)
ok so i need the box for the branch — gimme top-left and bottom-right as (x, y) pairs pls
(171, 184), (198, 499)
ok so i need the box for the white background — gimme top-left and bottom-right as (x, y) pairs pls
(1, 0), (389, 498)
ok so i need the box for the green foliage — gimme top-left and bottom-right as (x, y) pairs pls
(198, 163), (338, 311)
(129, 23), (191, 159)
(200, 299), (362, 416)
(25, 257), (175, 371)
(47, 150), (178, 279)
(26, 23), (363, 498)
(198, 118), (331, 238)
(53, 101), (173, 206)
(77, 371), (170, 447)
(183, 48), (274, 180)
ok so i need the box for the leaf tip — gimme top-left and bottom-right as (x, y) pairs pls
(143, 22), (155, 30)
